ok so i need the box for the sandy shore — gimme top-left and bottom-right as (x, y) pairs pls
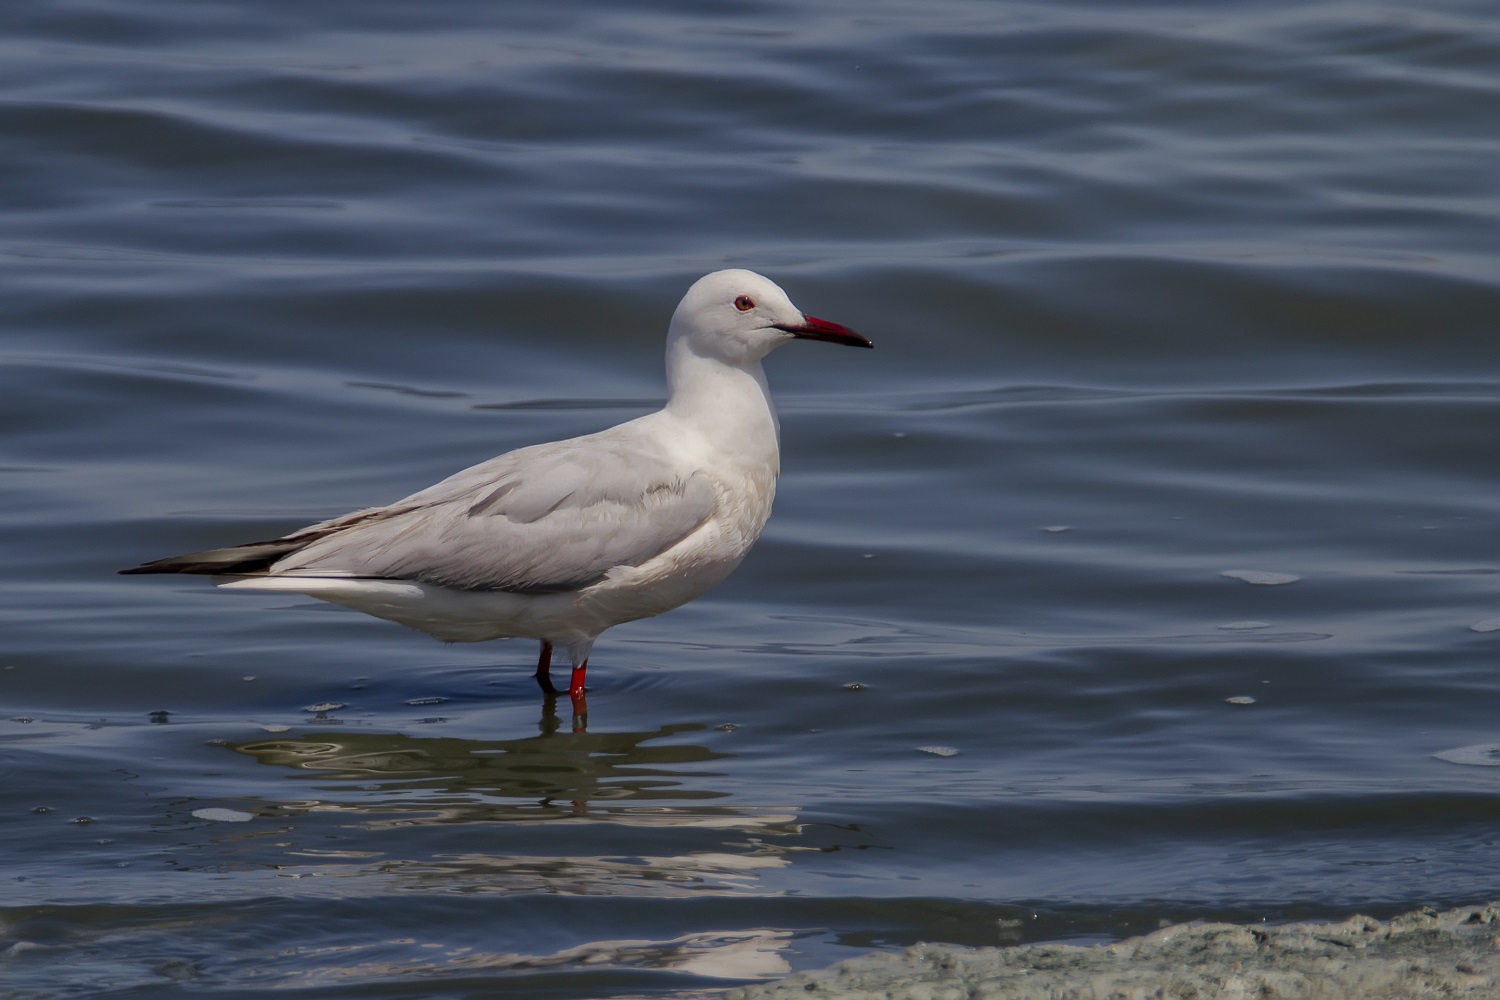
(726, 902), (1500, 999)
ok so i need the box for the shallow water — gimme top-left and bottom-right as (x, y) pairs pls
(4, 0), (1500, 996)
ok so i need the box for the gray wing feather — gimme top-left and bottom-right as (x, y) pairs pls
(271, 432), (718, 593)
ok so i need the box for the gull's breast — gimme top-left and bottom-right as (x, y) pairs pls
(578, 466), (778, 625)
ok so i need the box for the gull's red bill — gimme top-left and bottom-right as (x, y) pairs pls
(774, 314), (873, 348)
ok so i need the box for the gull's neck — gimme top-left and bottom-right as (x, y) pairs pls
(662, 336), (781, 476)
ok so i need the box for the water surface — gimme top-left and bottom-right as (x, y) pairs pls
(3, 1), (1500, 996)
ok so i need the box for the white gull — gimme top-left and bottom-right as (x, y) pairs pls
(121, 269), (872, 700)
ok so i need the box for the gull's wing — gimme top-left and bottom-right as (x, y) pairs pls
(267, 429), (719, 593)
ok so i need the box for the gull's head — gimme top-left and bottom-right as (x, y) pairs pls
(668, 269), (872, 367)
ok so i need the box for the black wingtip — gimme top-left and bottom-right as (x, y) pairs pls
(118, 561), (211, 575)
(118, 559), (220, 576)
(116, 539), (309, 577)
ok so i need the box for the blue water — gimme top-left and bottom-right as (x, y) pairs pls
(4, 1), (1500, 996)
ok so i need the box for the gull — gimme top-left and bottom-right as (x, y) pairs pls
(121, 269), (872, 701)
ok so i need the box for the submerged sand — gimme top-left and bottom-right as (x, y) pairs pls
(727, 901), (1500, 1000)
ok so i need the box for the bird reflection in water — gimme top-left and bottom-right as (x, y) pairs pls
(230, 719), (777, 827)
(543, 688), (588, 734)
(223, 718), (801, 907)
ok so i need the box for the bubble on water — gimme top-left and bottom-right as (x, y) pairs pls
(192, 807), (255, 822)
(406, 696), (447, 706)
(1221, 569), (1301, 585)
(1468, 617), (1500, 633)
(917, 745), (960, 757)
(303, 702), (345, 713)
(155, 959), (202, 981)
(1225, 695), (1257, 706)
(1433, 744), (1500, 767)
(1218, 620), (1272, 631)
(260, 724), (290, 733)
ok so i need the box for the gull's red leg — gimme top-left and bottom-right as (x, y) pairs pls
(568, 659), (588, 699)
(568, 660), (589, 732)
(534, 641), (558, 695)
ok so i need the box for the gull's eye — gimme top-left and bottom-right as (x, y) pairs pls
(734, 295), (755, 312)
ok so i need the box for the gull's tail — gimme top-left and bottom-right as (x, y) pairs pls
(118, 538), (304, 576)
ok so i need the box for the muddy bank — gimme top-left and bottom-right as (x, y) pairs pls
(727, 902), (1500, 1000)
